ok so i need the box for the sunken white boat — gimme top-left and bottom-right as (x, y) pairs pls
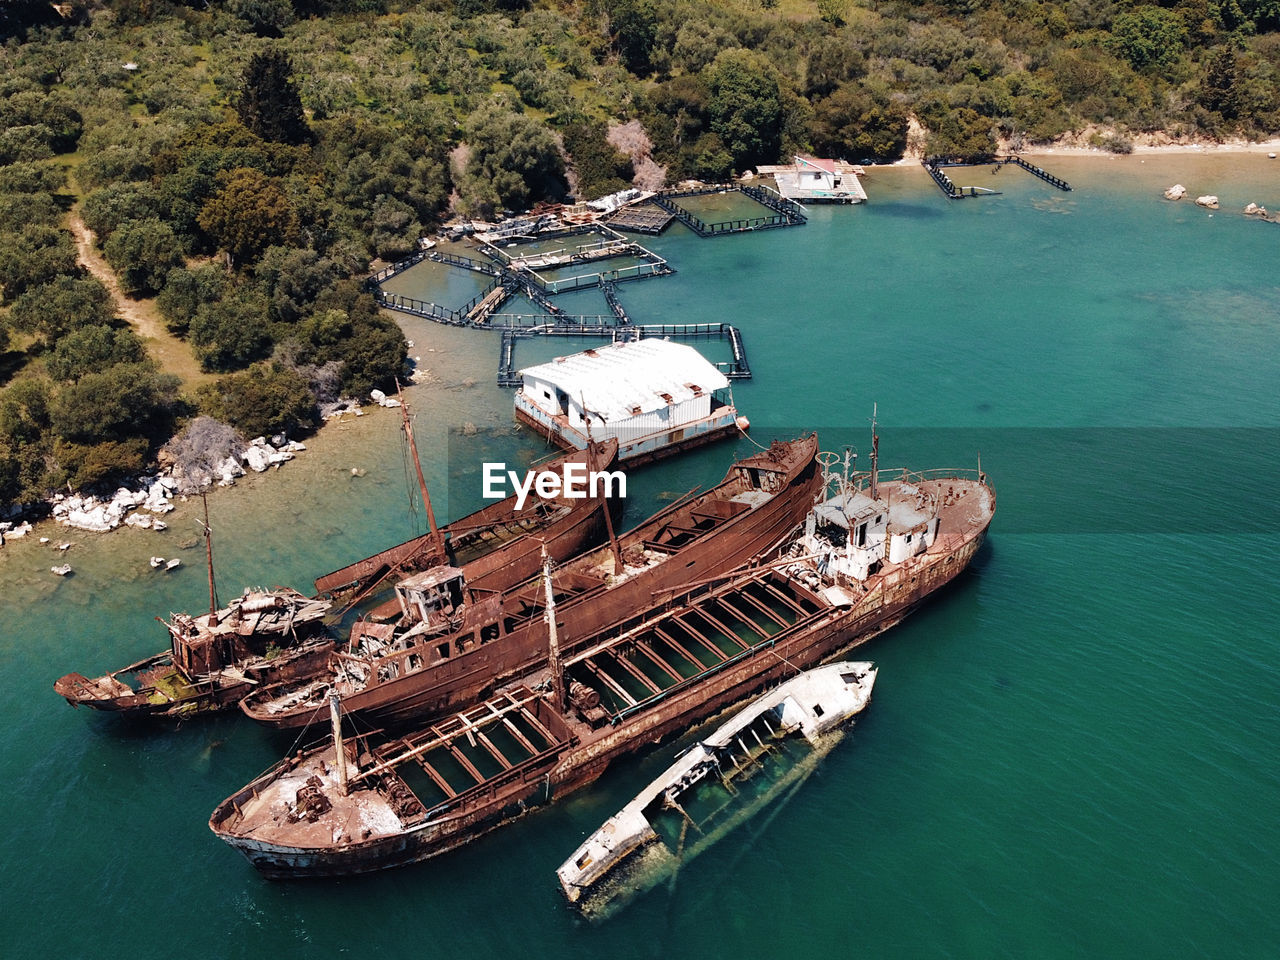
(556, 660), (876, 917)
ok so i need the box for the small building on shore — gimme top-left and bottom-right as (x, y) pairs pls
(514, 339), (744, 465)
(762, 156), (868, 204)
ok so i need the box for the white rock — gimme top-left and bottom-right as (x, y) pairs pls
(215, 456), (245, 480)
(243, 445), (272, 473)
(370, 388), (387, 404)
(1164, 184), (1186, 200)
(1195, 195), (1219, 209)
(8, 521), (33, 538)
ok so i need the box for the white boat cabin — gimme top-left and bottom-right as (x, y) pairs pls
(803, 482), (941, 581)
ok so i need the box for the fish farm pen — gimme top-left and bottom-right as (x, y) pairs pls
(922, 156), (1073, 199)
(370, 223), (752, 386)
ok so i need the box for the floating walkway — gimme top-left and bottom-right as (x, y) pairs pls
(649, 184), (806, 237)
(496, 320), (751, 387)
(923, 155), (1072, 199)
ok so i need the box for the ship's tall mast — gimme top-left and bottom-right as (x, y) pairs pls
(869, 403), (880, 502)
(542, 546), (567, 711)
(396, 380), (442, 557)
(202, 491), (219, 623)
(581, 401), (624, 574)
(329, 692), (348, 796)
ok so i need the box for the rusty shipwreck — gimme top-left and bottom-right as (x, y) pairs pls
(238, 435), (821, 731)
(210, 434), (994, 878)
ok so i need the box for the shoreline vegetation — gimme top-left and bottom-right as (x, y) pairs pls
(4, 0), (1280, 529)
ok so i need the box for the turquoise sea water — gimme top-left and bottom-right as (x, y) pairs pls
(3, 155), (1279, 959)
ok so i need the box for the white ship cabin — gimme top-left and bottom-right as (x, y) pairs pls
(395, 566), (467, 625)
(514, 339), (739, 463)
(803, 483), (941, 581)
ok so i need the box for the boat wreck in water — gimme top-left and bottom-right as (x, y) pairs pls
(54, 586), (334, 720)
(556, 660), (877, 918)
(211, 432), (993, 878)
(314, 389), (621, 612)
(239, 435), (821, 731)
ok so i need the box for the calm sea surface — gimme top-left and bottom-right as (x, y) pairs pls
(4, 155), (1278, 959)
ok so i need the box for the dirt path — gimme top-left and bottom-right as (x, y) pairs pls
(68, 208), (214, 389)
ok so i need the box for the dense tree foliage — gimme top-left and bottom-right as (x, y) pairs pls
(5, 0), (1280, 505)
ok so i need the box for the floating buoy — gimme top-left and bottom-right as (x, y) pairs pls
(736, 416), (751, 432)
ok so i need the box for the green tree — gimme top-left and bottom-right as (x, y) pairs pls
(605, 0), (658, 75)
(704, 49), (783, 172)
(198, 167), (300, 267)
(1198, 47), (1243, 120)
(1110, 6), (1187, 71)
(810, 87), (909, 162)
(46, 325), (148, 382)
(157, 265), (231, 336)
(103, 218), (185, 296)
(197, 361), (317, 437)
(50, 361), (180, 445)
(8, 275), (116, 344)
(81, 183), (163, 244)
(0, 225), (79, 304)
(190, 288), (274, 372)
(457, 101), (566, 217)
(237, 50), (312, 146)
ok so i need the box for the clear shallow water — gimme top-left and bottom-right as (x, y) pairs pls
(4, 155), (1279, 959)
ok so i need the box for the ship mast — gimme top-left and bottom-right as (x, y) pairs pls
(581, 399), (624, 574)
(542, 546), (567, 711)
(395, 380), (443, 558)
(201, 491), (219, 623)
(329, 692), (348, 796)
(869, 403), (880, 502)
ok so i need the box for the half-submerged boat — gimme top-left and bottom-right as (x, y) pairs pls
(211, 431), (993, 878)
(54, 586), (334, 720)
(556, 660), (877, 918)
(55, 494), (337, 721)
(238, 435), (821, 731)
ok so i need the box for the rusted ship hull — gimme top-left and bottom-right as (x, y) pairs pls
(54, 587), (335, 721)
(54, 639), (337, 720)
(212, 474), (992, 878)
(241, 436), (821, 732)
(314, 440), (621, 603)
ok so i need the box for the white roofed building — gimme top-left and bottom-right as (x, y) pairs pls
(514, 339), (744, 465)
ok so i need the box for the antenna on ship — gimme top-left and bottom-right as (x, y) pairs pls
(542, 545), (567, 712)
(869, 403), (880, 502)
(395, 379), (443, 561)
(201, 491), (219, 623)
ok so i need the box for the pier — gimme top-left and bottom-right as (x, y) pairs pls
(923, 155), (1072, 199)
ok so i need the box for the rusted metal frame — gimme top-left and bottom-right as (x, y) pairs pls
(413, 757), (458, 798)
(706, 595), (770, 641)
(583, 659), (639, 707)
(443, 740), (487, 785)
(420, 738), (571, 819)
(634, 639), (685, 683)
(689, 605), (751, 652)
(473, 729), (514, 770)
(731, 587), (792, 630)
(516, 703), (563, 747)
(484, 698), (539, 754)
(667, 615), (728, 664)
(361, 689), (541, 780)
(605, 646), (666, 696)
(651, 625), (722, 670)
(758, 578), (814, 615)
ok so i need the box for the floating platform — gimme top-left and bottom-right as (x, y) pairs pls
(651, 184), (807, 237)
(923, 155), (1073, 199)
(605, 204), (676, 235)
